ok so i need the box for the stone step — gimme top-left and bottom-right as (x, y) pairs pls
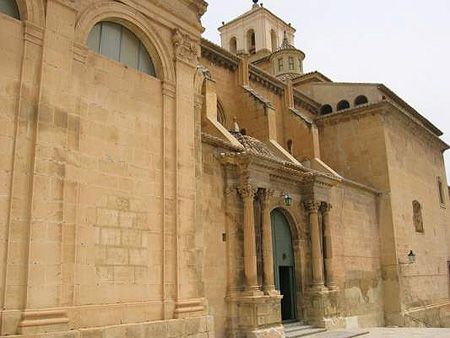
(285, 324), (314, 333)
(307, 330), (370, 338)
(286, 327), (328, 338)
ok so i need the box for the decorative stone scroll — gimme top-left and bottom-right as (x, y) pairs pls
(173, 29), (199, 64)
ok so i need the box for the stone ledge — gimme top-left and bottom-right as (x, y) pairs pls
(1, 316), (215, 338)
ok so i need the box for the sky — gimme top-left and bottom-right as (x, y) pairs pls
(201, 0), (450, 179)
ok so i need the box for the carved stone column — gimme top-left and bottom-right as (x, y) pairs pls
(238, 184), (261, 294)
(261, 189), (277, 295)
(322, 203), (338, 290)
(304, 200), (326, 291)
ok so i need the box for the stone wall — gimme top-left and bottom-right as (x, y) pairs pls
(201, 143), (228, 337)
(0, 0), (212, 336)
(328, 183), (384, 328)
(383, 112), (450, 313)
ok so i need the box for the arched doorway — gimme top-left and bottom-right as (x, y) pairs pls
(271, 209), (296, 322)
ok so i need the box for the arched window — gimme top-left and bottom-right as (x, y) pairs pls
(0, 0), (20, 20)
(247, 29), (256, 54)
(87, 21), (157, 77)
(337, 100), (350, 111)
(287, 139), (293, 154)
(229, 37), (237, 54)
(320, 104), (333, 115)
(354, 95), (369, 106)
(412, 200), (424, 233)
(271, 30), (278, 52)
(217, 101), (226, 127)
(437, 177), (445, 205)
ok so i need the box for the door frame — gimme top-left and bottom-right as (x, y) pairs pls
(271, 208), (299, 322)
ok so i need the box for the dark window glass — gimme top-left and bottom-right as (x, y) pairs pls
(87, 22), (157, 77)
(0, 0), (20, 20)
(337, 100), (350, 111)
(278, 58), (284, 72)
(355, 95), (369, 106)
(288, 56), (294, 70)
(320, 105), (333, 115)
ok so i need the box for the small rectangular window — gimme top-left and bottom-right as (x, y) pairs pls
(288, 56), (294, 70)
(438, 177), (445, 205)
(278, 58), (284, 72)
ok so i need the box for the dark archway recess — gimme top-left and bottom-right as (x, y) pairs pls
(320, 104), (333, 115)
(337, 100), (350, 111)
(354, 95), (368, 106)
(271, 209), (297, 322)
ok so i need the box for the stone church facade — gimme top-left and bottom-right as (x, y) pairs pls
(0, 0), (448, 337)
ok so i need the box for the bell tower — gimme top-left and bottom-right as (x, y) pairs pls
(218, 0), (296, 58)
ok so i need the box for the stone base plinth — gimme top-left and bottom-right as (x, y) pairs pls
(0, 316), (215, 338)
(18, 309), (69, 335)
(304, 288), (340, 328)
(238, 294), (282, 336)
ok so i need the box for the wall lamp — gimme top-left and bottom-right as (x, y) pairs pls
(399, 250), (417, 265)
(281, 192), (293, 206)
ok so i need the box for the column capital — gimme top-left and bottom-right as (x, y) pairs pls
(260, 188), (275, 206)
(321, 202), (332, 213)
(304, 200), (322, 213)
(238, 183), (258, 200)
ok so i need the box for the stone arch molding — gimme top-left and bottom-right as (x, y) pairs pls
(74, 1), (175, 83)
(15, 0), (45, 26)
(271, 206), (303, 242)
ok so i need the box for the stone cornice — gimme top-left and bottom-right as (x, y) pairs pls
(289, 108), (313, 125)
(249, 64), (285, 96)
(243, 85), (274, 109)
(293, 89), (320, 114)
(200, 39), (239, 71)
(377, 84), (442, 136)
(201, 132), (244, 152)
(216, 149), (340, 187)
(315, 101), (449, 151)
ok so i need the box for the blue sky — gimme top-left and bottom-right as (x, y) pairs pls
(202, 0), (450, 179)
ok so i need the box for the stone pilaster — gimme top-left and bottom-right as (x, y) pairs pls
(172, 28), (206, 318)
(304, 200), (326, 292)
(260, 189), (277, 295)
(238, 183), (261, 294)
(321, 202), (338, 291)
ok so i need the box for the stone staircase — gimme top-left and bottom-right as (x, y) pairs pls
(283, 322), (370, 338)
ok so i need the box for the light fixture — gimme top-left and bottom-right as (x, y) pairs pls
(282, 192), (293, 206)
(408, 250), (416, 264)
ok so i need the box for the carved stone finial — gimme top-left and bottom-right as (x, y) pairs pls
(173, 29), (199, 64)
(304, 200), (322, 213)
